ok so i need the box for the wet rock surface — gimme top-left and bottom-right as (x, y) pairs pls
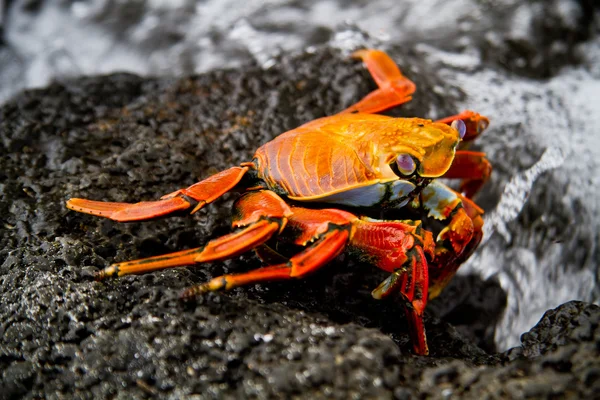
(1, 45), (598, 398)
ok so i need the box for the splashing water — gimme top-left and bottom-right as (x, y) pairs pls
(482, 146), (566, 245)
(453, 65), (600, 349)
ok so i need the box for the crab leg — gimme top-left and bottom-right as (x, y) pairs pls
(443, 150), (492, 199)
(183, 205), (437, 355)
(94, 190), (292, 279)
(95, 220), (280, 279)
(181, 206), (356, 295)
(181, 228), (350, 297)
(339, 49), (416, 115)
(436, 110), (489, 142)
(66, 166), (249, 222)
(436, 111), (491, 198)
(371, 246), (430, 356)
(349, 218), (434, 356)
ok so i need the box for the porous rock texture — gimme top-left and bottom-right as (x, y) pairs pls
(0, 48), (598, 398)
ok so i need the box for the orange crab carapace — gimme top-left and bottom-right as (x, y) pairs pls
(66, 49), (491, 355)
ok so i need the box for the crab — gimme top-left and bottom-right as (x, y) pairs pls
(66, 49), (491, 356)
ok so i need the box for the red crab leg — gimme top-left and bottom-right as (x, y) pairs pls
(371, 247), (430, 356)
(350, 218), (434, 356)
(95, 220), (280, 279)
(94, 190), (292, 279)
(181, 206), (356, 295)
(181, 228), (350, 297)
(443, 151), (492, 199)
(415, 181), (484, 299)
(339, 49), (416, 115)
(436, 110), (489, 142)
(66, 166), (249, 222)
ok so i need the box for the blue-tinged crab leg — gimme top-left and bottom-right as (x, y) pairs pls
(66, 166), (249, 221)
(339, 49), (416, 115)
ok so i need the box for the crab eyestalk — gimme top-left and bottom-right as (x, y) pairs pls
(396, 153), (417, 176)
(451, 119), (467, 139)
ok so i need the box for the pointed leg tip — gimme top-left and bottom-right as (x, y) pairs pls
(93, 271), (104, 281)
(66, 198), (88, 212)
(94, 265), (119, 281)
(66, 198), (124, 219)
(66, 197), (192, 221)
(180, 277), (229, 299)
(372, 273), (399, 300)
(179, 284), (210, 300)
(65, 198), (78, 208)
(371, 291), (383, 300)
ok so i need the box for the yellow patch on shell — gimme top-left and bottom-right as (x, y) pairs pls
(387, 119), (460, 177)
(324, 113), (459, 178)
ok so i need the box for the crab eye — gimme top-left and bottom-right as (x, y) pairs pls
(395, 154), (416, 176)
(451, 119), (466, 139)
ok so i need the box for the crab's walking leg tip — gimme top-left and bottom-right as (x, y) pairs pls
(94, 265), (119, 281)
(180, 277), (229, 299)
